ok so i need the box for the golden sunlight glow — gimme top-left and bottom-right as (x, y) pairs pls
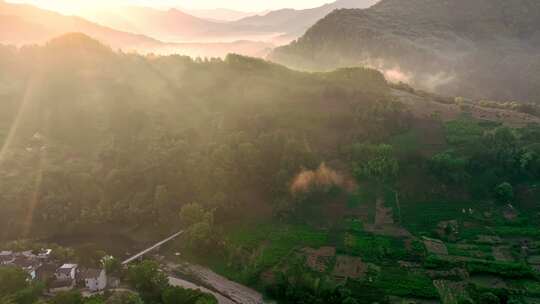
(6, 0), (334, 14)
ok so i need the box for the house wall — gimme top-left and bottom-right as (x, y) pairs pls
(85, 271), (107, 291)
(70, 268), (77, 280)
(55, 273), (71, 280)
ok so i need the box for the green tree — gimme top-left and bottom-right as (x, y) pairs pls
(494, 182), (514, 204)
(105, 292), (143, 304)
(179, 203), (215, 249)
(50, 291), (83, 304)
(351, 144), (399, 182)
(126, 261), (168, 304)
(102, 256), (122, 276)
(155, 185), (174, 224)
(0, 268), (28, 298)
(429, 152), (470, 184)
(13, 282), (44, 304)
(479, 292), (500, 304)
(161, 286), (199, 304)
(179, 203), (207, 228)
(186, 221), (213, 248)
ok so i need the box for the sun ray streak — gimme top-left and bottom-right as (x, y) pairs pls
(0, 74), (47, 237)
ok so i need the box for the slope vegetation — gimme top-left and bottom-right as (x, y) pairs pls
(271, 0), (540, 102)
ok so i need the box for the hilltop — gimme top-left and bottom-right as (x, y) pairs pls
(231, 0), (380, 42)
(271, 0), (540, 102)
(0, 0), (161, 49)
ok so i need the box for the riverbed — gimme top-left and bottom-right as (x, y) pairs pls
(166, 261), (267, 304)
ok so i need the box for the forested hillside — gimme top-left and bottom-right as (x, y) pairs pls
(271, 0), (540, 103)
(0, 33), (403, 240)
(2, 34), (540, 303)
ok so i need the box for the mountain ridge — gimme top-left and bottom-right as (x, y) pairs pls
(0, 1), (274, 57)
(232, 0), (380, 39)
(271, 0), (540, 102)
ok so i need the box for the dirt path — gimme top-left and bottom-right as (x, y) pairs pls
(365, 196), (411, 237)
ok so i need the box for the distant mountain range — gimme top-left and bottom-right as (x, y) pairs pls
(77, 0), (380, 43)
(0, 0), (160, 49)
(80, 6), (269, 43)
(183, 8), (263, 22)
(231, 0), (380, 41)
(0, 1), (273, 57)
(0, 0), (381, 57)
(271, 0), (540, 102)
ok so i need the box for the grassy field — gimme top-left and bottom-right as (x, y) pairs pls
(400, 200), (492, 235)
(194, 223), (330, 284)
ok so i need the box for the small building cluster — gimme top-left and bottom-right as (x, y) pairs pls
(0, 249), (108, 293)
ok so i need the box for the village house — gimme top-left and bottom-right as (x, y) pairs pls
(79, 269), (107, 292)
(12, 257), (41, 280)
(48, 263), (79, 293)
(55, 264), (78, 281)
(36, 262), (60, 282)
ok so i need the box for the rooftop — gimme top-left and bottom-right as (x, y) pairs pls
(12, 257), (40, 268)
(59, 264), (78, 269)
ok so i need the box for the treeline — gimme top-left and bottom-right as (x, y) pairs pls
(0, 33), (408, 240)
(428, 121), (540, 201)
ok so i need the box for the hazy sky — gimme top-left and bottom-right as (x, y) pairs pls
(7, 0), (335, 13)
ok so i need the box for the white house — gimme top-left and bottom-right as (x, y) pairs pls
(79, 269), (107, 292)
(55, 264), (78, 281)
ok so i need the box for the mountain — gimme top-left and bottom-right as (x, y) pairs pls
(80, 6), (276, 43)
(0, 1), (273, 57)
(0, 0), (162, 49)
(79, 1), (380, 44)
(232, 0), (380, 41)
(184, 8), (260, 22)
(271, 0), (540, 102)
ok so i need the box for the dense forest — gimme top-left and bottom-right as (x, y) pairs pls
(2, 33), (540, 303)
(0, 33), (404, 240)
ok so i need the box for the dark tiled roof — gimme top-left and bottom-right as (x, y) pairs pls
(0, 255), (14, 262)
(37, 263), (59, 273)
(57, 268), (73, 275)
(12, 257), (38, 268)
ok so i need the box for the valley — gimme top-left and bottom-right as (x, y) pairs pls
(1, 1), (540, 303)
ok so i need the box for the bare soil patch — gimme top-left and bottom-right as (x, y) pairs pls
(365, 197), (411, 237)
(303, 246), (336, 273)
(375, 198), (394, 225)
(492, 246), (514, 262)
(423, 237), (448, 255)
(332, 255), (367, 280)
